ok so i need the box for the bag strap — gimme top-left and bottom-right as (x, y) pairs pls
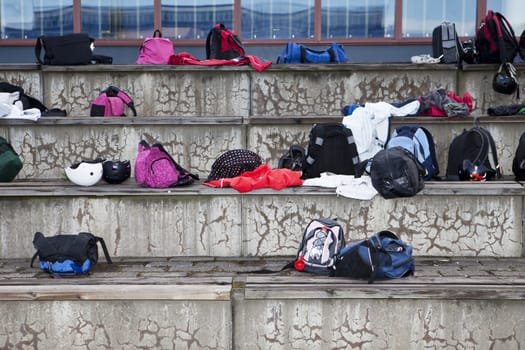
(153, 143), (199, 182)
(94, 236), (113, 264)
(34, 36), (45, 64)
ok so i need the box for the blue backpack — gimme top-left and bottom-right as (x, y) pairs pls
(386, 125), (439, 180)
(331, 230), (415, 283)
(276, 42), (347, 64)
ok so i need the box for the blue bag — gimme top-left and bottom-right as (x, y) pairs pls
(276, 42), (347, 64)
(31, 232), (112, 277)
(331, 230), (415, 283)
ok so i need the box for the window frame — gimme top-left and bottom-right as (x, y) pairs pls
(0, 0), (492, 46)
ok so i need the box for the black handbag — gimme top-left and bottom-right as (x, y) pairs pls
(35, 33), (94, 65)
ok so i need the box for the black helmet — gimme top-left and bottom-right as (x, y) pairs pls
(493, 62), (518, 95)
(102, 160), (131, 184)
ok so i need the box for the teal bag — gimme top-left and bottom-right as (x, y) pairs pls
(0, 136), (22, 182)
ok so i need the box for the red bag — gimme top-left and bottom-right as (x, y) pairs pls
(136, 30), (175, 64)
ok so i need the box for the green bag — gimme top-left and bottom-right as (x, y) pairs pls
(0, 136), (22, 182)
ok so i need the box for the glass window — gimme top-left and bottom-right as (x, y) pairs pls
(322, 0), (395, 39)
(241, 0), (315, 40)
(0, 0), (73, 39)
(486, 0), (525, 35)
(161, 0), (233, 40)
(402, 0), (476, 38)
(81, 0), (153, 39)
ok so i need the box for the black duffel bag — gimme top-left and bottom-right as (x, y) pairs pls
(35, 33), (94, 65)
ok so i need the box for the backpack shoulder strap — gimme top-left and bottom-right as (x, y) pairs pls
(94, 236), (113, 264)
(34, 36), (45, 64)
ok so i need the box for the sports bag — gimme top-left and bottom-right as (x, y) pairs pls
(206, 23), (245, 60)
(31, 231), (112, 277)
(136, 29), (175, 64)
(386, 125), (439, 180)
(0, 136), (23, 182)
(370, 146), (426, 199)
(302, 123), (360, 179)
(293, 218), (346, 275)
(134, 140), (198, 188)
(35, 33), (94, 65)
(332, 230), (415, 284)
(446, 124), (501, 181)
(475, 10), (518, 64)
(513, 131), (525, 181)
(207, 149), (262, 181)
(278, 145), (305, 171)
(432, 21), (463, 64)
(90, 86), (137, 117)
(276, 42), (347, 64)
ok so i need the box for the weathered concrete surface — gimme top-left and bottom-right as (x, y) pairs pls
(0, 188), (520, 259)
(235, 298), (525, 350)
(3, 122), (243, 179)
(0, 300), (231, 349)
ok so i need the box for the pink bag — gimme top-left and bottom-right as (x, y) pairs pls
(136, 30), (174, 64)
(134, 140), (198, 188)
(90, 86), (137, 117)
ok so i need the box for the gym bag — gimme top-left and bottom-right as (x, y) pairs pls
(206, 23), (245, 60)
(134, 140), (199, 188)
(276, 42), (347, 64)
(302, 123), (360, 179)
(31, 231), (112, 277)
(332, 230), (415, 284)
(475, 10), (518, 64)
(0, 136), (23, 182)
(446, 123), (501, 181)
(513, 131), (525, 181)
(386, 125), (439, 180)
(136, 29), (175, 64)
(293, 218), (346, 275)
(90, 86), (137, 117)
(35, 33), (94, 65)
(369, 146), (426, 199)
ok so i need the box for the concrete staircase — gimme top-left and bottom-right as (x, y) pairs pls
(1, 63), (525, 349)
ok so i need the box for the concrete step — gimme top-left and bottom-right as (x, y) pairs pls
(1, 116), (523, 180)
(0, 256), (524, 349)
(2, 63), (521, 116)
(2, 180), (523, 259)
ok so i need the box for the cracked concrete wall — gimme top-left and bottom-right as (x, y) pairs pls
(0, 194), (520, 259)
(0, 300), (231, 349)
(235, 298), (525, 350)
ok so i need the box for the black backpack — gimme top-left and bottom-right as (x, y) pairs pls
(206, 23), (245, 60)
(446, 123), (501, 181)
(369, 146), (426, 199)
(475, 10), (518, 63)
(432, 21), (462, 64)
(302, 123), (360, 179)
(512, 131), (525, 181)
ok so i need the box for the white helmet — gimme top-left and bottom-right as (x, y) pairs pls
(65, 159), (104, 186)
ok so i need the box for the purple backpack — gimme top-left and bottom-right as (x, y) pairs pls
(136, 30), (175, 64)
(90, 86), (137, 117)
(134, 140), (198, 188)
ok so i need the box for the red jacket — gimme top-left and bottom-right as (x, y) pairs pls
(203, 164), (303, 193)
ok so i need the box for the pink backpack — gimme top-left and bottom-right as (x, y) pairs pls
(134, 140), (198, 188)
(136, 30), (175, 64)
(90, 86), (137, 117)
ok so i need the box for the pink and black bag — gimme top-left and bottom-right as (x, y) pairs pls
(134, 140), (198, 188)
(136, 30), (175, 64)
(90, 86), (137, 117)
